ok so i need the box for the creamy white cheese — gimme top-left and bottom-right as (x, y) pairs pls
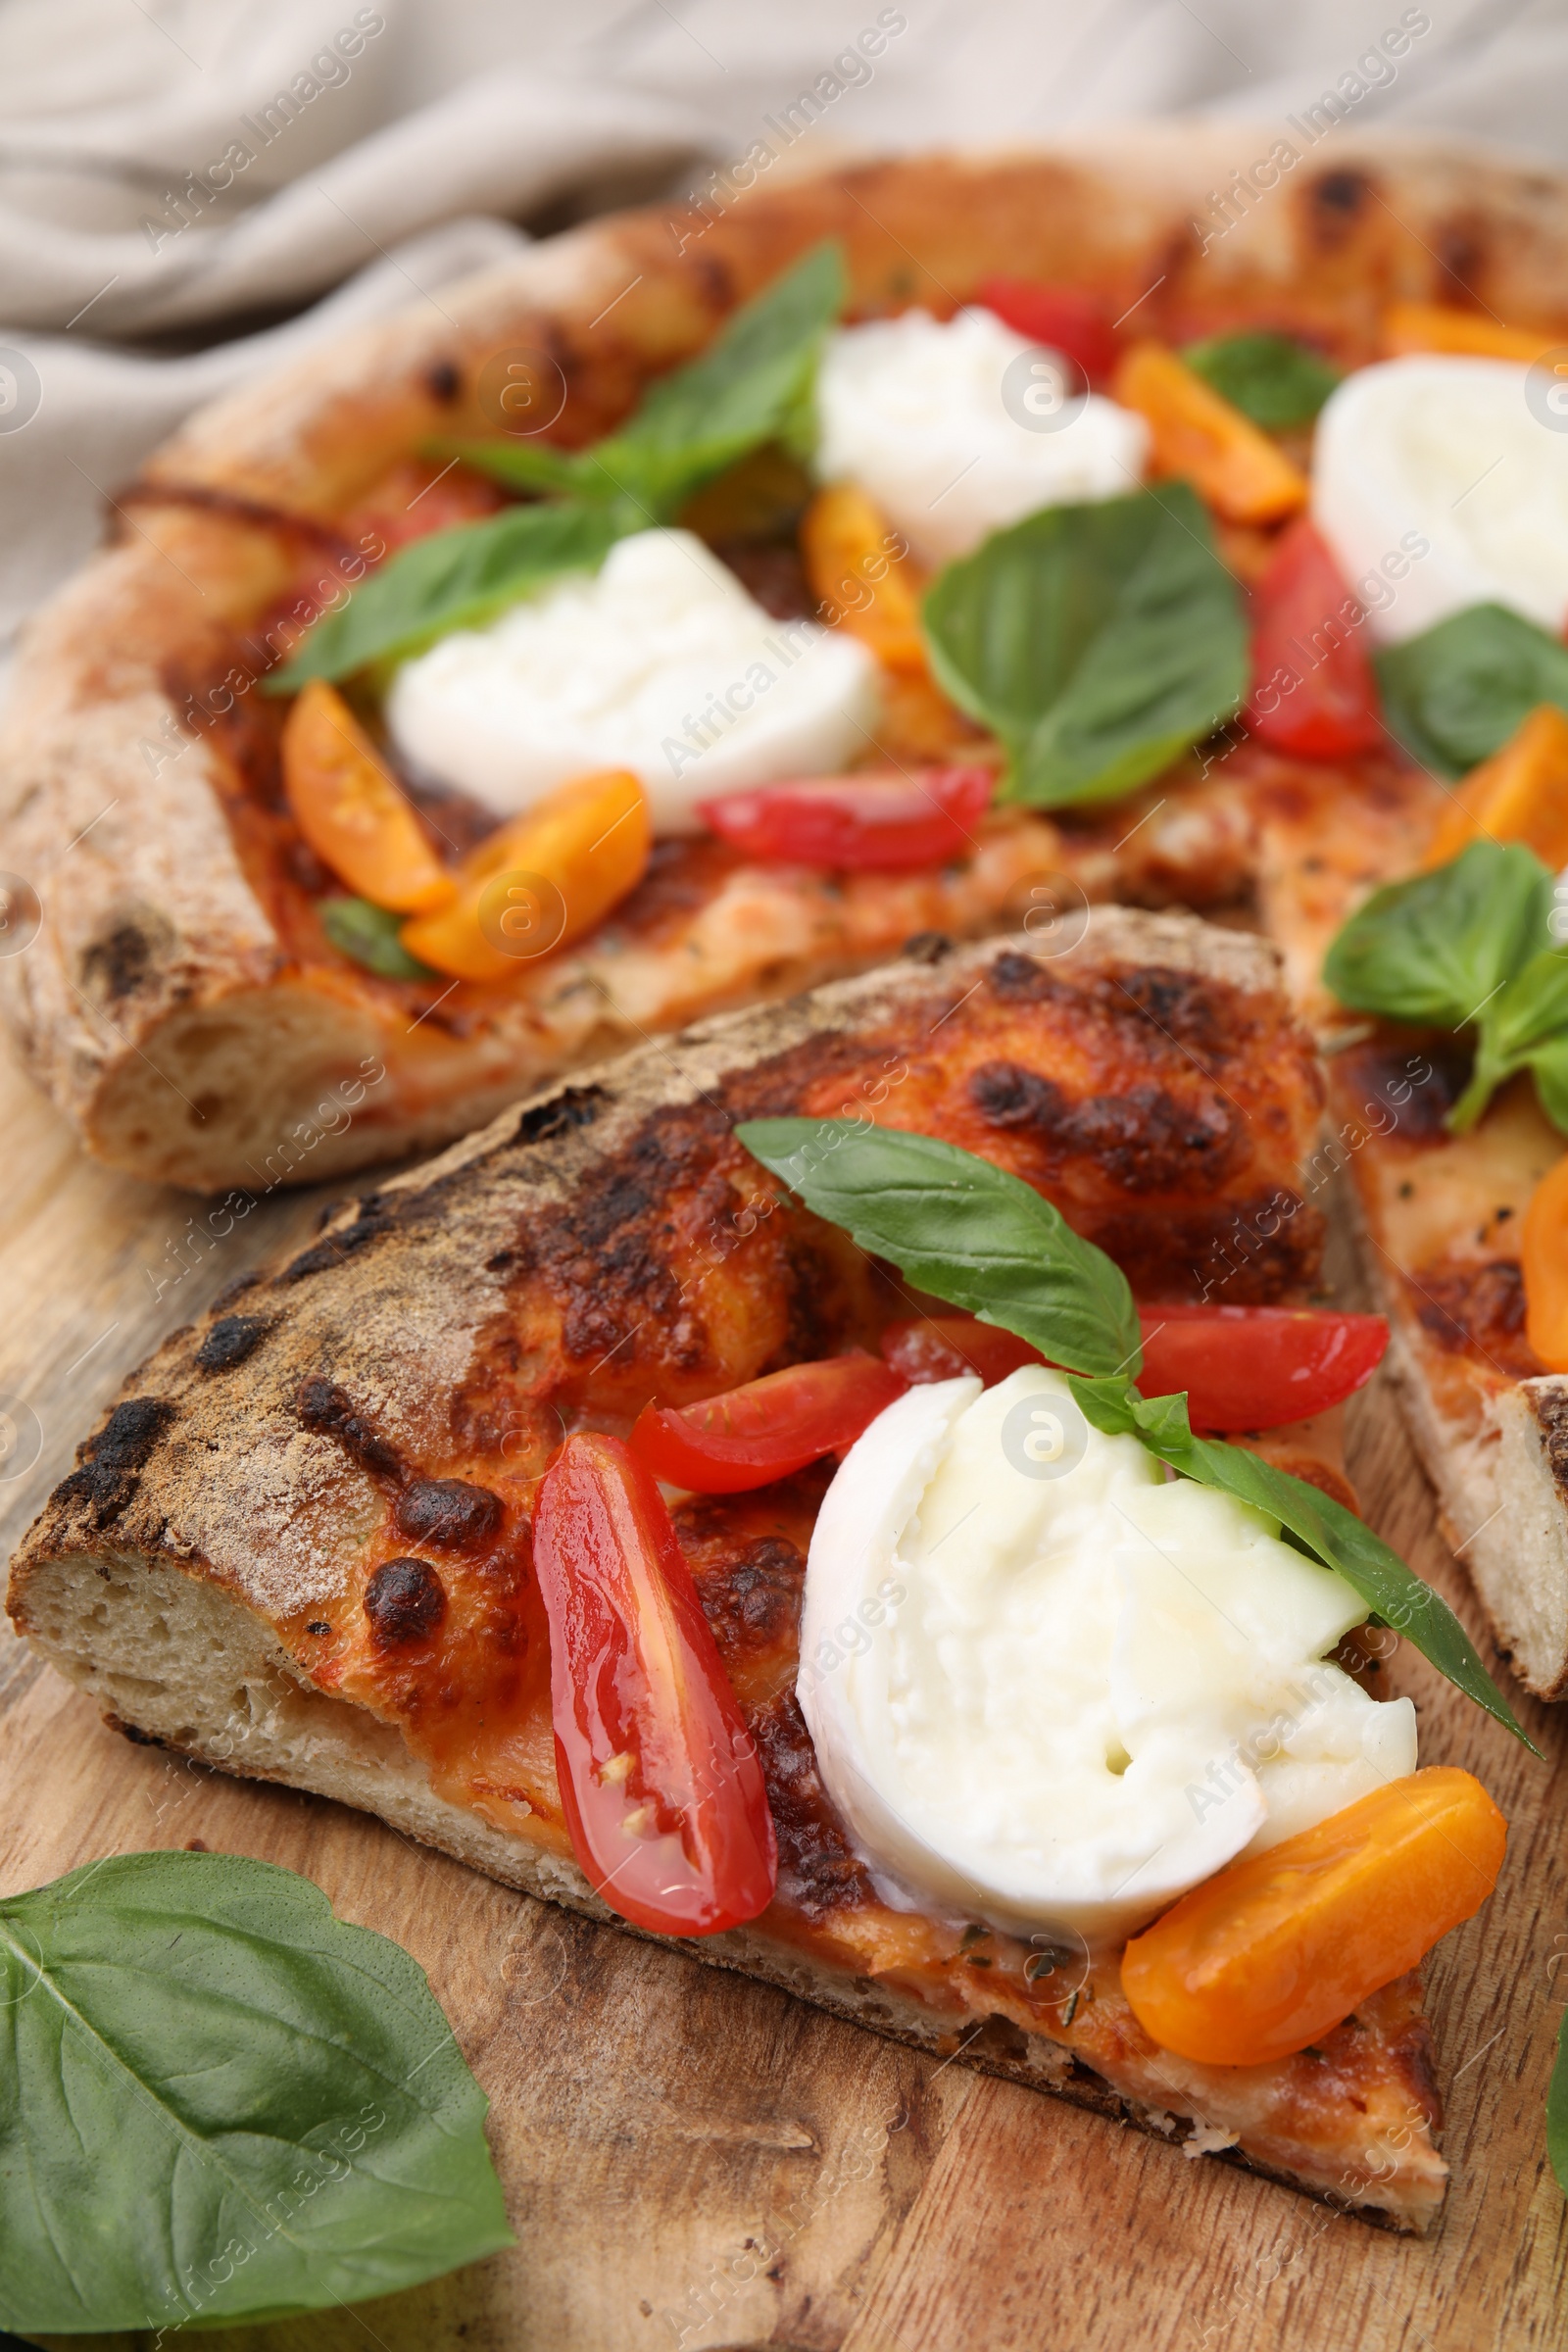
(814, 307), (1148, 568)
(384, 528), (880, 835)
(1312, 355), (1568, 643)
(799, 1367), (1416, 1947)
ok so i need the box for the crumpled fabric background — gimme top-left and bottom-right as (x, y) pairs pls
(2, 0), (1566, 646)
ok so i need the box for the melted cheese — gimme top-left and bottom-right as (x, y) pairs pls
(799, 1368), (1416, 1946)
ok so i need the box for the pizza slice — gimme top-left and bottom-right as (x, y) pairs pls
(10, 908), (1510, 2232)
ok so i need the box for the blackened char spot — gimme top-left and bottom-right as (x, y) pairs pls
(53, 1396), (176, 1526)
(364, 1557), (447, 1646)
(748, 1691), (874, 1920)
(510, 1086), (607, 1152)
(297, 1377), (404, 1482)
(424, 359), (461, 403)
(1412, 1258), (1534, 1371)
(968, 1060), (1238, 1191)
(1338, 1037), (1471, 1145)
(689, 1534), (805, 1659)
(80, 922), (157, 1002)
(1112, 965), (1223, 1054)
(394, 1478), (503, 1550)
(278, 1195), (396, 1285)
(195, 1314), (270, 1373)
(901, 930), (953, 964)
(985, 949), (1066, 1005)
(1313, 168), (1368, 218)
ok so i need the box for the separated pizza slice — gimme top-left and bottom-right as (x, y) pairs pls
(11, 910), (1509, 2233)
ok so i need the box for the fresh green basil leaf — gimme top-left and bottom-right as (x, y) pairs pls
(1182, 331), (1341, 428)
(1526, 1031), (1568, 1134)
(1548, 2009), (1568, 2196)
(0, 1851), (512, 2334)
(1323, 837), (1552, 1030)
(319, 897), (440, 981)
(921, 483), (1249, 808)
(1375, 602), (1568, 777)
(736, 1116), (1142, 1378)
(270, 500), (623, 689)
(1450, 946), (1568, 1131)
(1067, 1377), (1536, 1750)
(435, 240), (847, 521)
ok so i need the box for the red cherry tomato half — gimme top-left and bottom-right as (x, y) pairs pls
(630, 1351), (907, 1494)
(976, 276), (1121, 388)
(696, 767), (994, 871)
(1245, 517), (1385, 760)
(532, 1433), (777, 1936)
(880, 1315), (1045, 1388)
(1137, 1304), (1388, 1433)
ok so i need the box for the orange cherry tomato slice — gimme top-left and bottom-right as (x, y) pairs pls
(282, 679), (454, 913)
(532, 1433), (777, 1936)
(1122, 1767), (1506, 2067)
(401, 767), (650, 982)
(1523, 1149), (1568, 1371)
(629, 1352), (906, 1494)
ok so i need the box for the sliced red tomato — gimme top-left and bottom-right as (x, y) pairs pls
(1245, 517), (1385, 759)
(696, 767), (994, 871)
(976, 276), (1121, 388)
(629, 1352), (906, 1494)
(880, 1315), (1045, 1388)
(1138, 1304), (1388, 1433)
(532, 1433), (777, 1936)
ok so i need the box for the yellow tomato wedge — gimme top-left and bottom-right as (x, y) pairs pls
(282, 680), (455, 915)
(1523, 1150), (1568, 1370)
(401, 767), (651, 983)
(1121, 1768), (1505, 2067)
(801, 483), (930, 673)
(1113, 343), (1308, 524)
(1423, 704), (1568, 871)
(1382, 301), (1560, 363)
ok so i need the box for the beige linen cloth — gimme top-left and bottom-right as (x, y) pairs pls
(0, 0), (1565, 646)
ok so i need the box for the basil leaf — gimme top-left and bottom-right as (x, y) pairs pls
(1549, 2010), (1568, 2196)
(320, 896), (440, 981)
(270, 500), (623, 689)
(0, 1851), (512, 2333)
(1068, 1377), (1536, 1750)
(436, 240), (847, 521)
(1323, 838), (1552, 1030)
(921, 483), (1249, 808)
(1376, 603), (1568, 776)
(1453, 946), (1568, 1131)
(1527, 1031), (1568, 1134)
(1182, 331), (1341, 428)
(736, 1116), (1142, 1378)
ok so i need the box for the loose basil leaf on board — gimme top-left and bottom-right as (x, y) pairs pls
(0, 1851), (512, 2334)
(320, 897), (440, 981)
(1451, 946), (1568, 1132)
(1182, 331), (1342, 429)
(1549, 2011), (1568, 2197)
(270, 500), (623, 689)
(921, 483), (1249, 808)
(1375, 603), (1568, 776)
(1068, 1377), (1537, 1751)
(435, 240), (848, 521)
(1322, 838), (1553, 1031)
(736, 1117), (1142, 1378)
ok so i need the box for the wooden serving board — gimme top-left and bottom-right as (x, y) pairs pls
(3, 1042), (1567, 2352)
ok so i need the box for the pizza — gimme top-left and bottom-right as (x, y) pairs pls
(9, 909), (1517, 2233)
(15, 126), (1568, 2228)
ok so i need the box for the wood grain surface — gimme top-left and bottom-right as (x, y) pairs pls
(3, 1044), (1567, 2352)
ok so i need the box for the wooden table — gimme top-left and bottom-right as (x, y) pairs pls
(2, 1043), (1566, 2352)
